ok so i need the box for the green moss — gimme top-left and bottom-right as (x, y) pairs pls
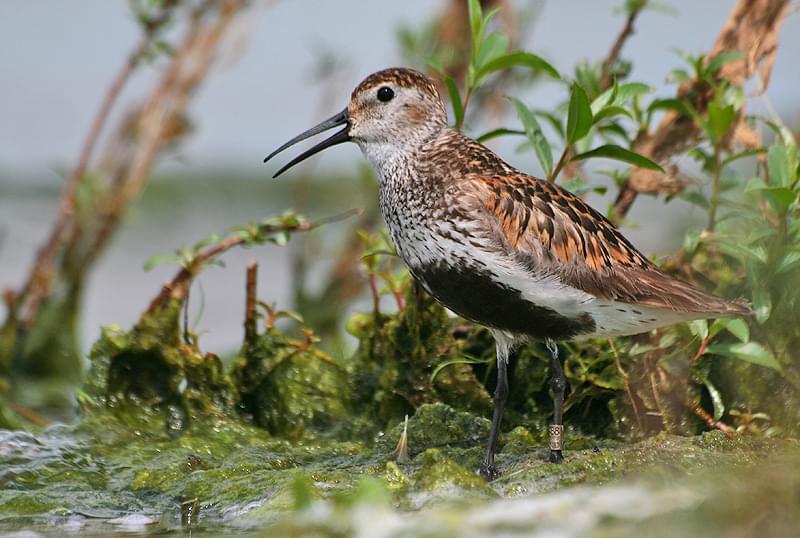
(346, 283), (491, 434)
(230, 325), (347, 440)
(0, 494), (61, 515)
(414, 448), (495, 496)
(377, 402), (490, 457)
(81, 301), (237, 432)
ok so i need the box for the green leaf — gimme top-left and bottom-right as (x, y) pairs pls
(707, 101), (736, 142)
(572, 144), (664, 171)
(475, 31), (508, 70)
(430, 355), (491, 383)
(762, 187), (797, 213)
(615, 82), (652, 102)
(724, 319), (750, 343)
(444, 76), (464, 128)
(511, 97), (553, 176)
(476, 51), (561, 84)
(705, 50), (744, 75)
(705, 341), (782, 372)
(659, 332), (678, 349)
(775, 250), (800, 275)
(192, 233), (221, 253)
(269, 230), (290, 246)
(751, 286), (772, 322)
(682, 227), (702, 255)
(717, 241), (768, 264)
(710, 318), (749, 342)
(688, 319), (709, 340)
(768, 143), (799, 188)
(566, 83), (593, 144)
(597, 123), (631, 144)
(593, 105), (633, 123)
(143, 253), (182, 272)
(573, 62), (602, 99)
(467, 0), (482, 47)
(591, 82), (652, 117)
(647, 97), (688, 115)
(561, 176), (606, 196)
(678, 191), (710, 210)
(702, 376), (725, 422)
(533, 109), (565, 139)
(720, 148), (767, 169)
(475, 128), (525, 142)
(666, 68), (692, 84)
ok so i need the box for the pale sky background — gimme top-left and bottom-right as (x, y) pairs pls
(1, 1), (797, 176)
(0, 1), (798, 354)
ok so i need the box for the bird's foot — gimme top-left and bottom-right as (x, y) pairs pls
(479, 462), (500, 481)
(549, 449), (564, 464)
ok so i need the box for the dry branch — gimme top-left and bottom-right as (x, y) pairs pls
(245, 260), (258, 343)
(146, 209), (362, 315)
(613, 0), (790, 218)
(12, 42), (145, 324)
(599, 8), (642, 89)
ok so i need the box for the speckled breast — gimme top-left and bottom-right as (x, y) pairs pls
(379, 181), (595, 341)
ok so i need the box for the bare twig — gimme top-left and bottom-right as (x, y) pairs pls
(15, 38), (150, 325)
(690, 400), (734, 434)
(690, 336), (712, 365)
(146, 208), (362, 313)
(368, 274), (381, 314)
(183, 288), (191, 344)
(600, 8), (642, 89)
(648, 367), (670, 433)
(244, 260), (258, 343)
(609, 338), (644, 431)
(12, 1), (185, 327)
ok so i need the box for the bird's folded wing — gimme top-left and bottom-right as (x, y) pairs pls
(457, 173), (750, 316)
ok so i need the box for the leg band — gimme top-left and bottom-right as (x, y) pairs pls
(549, 424), (564, 451)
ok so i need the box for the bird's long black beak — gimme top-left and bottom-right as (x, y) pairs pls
(264, 108), (351, 178)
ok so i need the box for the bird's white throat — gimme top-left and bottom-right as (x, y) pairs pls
(357, 140), (405, 176)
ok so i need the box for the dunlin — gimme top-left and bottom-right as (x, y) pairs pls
(265, 67), (751, 479)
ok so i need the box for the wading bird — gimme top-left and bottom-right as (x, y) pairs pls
(264, 67), (750, 479)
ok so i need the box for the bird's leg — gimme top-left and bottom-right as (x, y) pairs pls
(480, 343), (509, 480)
(546, 338), (565, 464)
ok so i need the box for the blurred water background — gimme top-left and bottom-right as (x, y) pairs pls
(1, 0), (798, 356)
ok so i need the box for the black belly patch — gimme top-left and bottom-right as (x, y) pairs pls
(415, 262), (596, 341)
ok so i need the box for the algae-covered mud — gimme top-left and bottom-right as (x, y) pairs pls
(2, 274), (799, 536)
(1, 408), (798, 537)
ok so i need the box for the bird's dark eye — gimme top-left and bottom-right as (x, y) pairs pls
(377, 86), (394, 102)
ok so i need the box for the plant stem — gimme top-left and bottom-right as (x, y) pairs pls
(457, 86), (474, 131)
(708, 143), (722, 231)
(244, 261), (258, 344)
(549, 145), (571, 182)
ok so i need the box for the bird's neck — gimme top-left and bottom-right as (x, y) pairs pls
(357, 124), (446, 180)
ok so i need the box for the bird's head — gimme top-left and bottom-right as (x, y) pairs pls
(265, 67), (447, 177)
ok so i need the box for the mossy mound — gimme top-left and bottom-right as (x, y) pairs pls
(230, 325), (348, 440)
(81, 301), (236, 432)
(345, 283), (492, 433)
